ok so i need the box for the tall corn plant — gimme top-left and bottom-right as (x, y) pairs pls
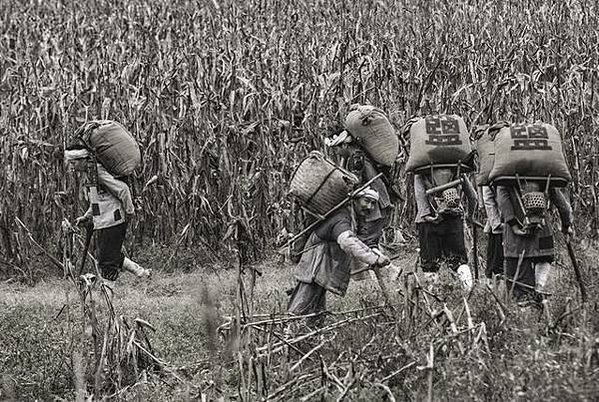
(1, 0), (598, 277)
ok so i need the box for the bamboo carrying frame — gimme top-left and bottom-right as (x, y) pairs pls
(286, 172), (384, 248)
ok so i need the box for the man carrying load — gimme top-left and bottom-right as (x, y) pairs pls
(65, 121), (151, 283)
(326, 105), (400, 279)
(287, 188), (391, 323)
(482, 185), (504, 280)
(404, 115), (478, 289)
(488, 123), (574, 307)
(474, 123), (506, 282)
(414, 169), (477, 289)
(496, 184), (572, 305)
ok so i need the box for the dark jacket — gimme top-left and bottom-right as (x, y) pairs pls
(293, 208), (378, 296)
(496, 186), (573, 259)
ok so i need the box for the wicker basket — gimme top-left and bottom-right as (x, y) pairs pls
(289, 151), (359, 216)
(344, 105), (398, 166)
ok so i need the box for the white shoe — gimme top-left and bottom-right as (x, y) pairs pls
(123, 257), (151, 278)
(535, 262), (551, 293)
(457, 265), (473, 291)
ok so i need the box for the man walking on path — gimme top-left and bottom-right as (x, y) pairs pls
(287, 189), (391, 324)
(496, 184), (573, 306)
(482, 185), (504, 280)
(65, 148), (151, 283)
(413, 169), (478, 290)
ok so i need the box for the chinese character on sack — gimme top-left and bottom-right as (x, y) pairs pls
(510, 125), (552, 151)
(425, 116), (463, 146)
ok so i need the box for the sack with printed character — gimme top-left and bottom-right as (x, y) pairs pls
(489, 123), (571, 186)
(405, 115), (472, 172)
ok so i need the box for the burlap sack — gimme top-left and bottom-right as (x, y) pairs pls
(474, 126), (494, 186)
(289, 151), (359, 216)
(489, 123), (571, 182)
(78, 120), (141, 177)
(344, 105), (398, 166)
(474, 122), (511, 186)
(405, 115), (472, 172)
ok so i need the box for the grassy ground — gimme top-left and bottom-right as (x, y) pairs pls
(1, 238), (599, 400)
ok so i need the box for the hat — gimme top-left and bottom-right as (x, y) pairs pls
(325, 130), (353, 147)
(64, 149), (90, 162)
(356, 187), (379, 202)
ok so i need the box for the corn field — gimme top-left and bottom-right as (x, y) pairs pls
(1, 0), (598, 271)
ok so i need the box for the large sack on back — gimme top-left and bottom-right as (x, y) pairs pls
(290, 151), (359, 216)
(474, 122), (508, 186)
(405, 115), (472, 172)
(489, 123), (571, 182)
(344, 105), (398, 166)
(76, 120), (141, 177)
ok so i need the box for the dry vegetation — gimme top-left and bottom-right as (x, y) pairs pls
(1, 0), (599, 271)
(1, 0), (599, 400)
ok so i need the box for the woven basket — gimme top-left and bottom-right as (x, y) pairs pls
(289, 151), (359, 216)
(344, 105), (398, 166)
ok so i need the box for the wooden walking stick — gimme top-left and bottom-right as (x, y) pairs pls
(372, 249), (394, 306)
(349, 251), (396, 306)
(78, 220), (94, 276)
(565, 234), (587, 303)
(471, 219), (480, 280)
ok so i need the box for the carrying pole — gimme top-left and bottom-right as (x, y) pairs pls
(471, 218), (480, 280)
(470, 175), (480, 281)
(566, 235), (587, 303)
(78, 220), (94, 277)
(425, 178), (463, 196)
(371, 249), (394, 307)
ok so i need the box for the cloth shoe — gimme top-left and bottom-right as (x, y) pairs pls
(534, 262), (551, 293)
(123, 257), (151, 278)
(457, 264), (473, 291)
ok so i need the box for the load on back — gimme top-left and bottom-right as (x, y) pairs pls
(289, 151), (359, 216)
(489, 123), (571, 186)
(344, 105), (398, 167)
(70, 120), (142, 178)
(405, 115), (472, 173)
(476, 122), (571, 231)
(404, 114), (473, 209)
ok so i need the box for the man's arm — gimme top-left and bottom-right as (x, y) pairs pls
(482, 186), (502, 231)
(496, 186), (528, 235)
(495, 186), (515, 224)
(96, 164), (135, 215)
(550, 188), (574, 231)
(327, 213), (388, 267)
(414, 174), (433, 218)
(337, 231), (385, 266)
